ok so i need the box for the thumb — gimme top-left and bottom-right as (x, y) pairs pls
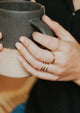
(42, 15), (77, 43)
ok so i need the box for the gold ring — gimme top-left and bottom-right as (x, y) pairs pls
(51, 52), (55, 64)
(40, 63), (49, 72)
(51, 39), (60, 63)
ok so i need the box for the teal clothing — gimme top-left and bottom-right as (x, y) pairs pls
(12, 103), (26, 113)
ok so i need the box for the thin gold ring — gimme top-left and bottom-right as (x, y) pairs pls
(40, 63), (49, 72)
(51, 39), (60, 63)
(51, 52), (55, 64)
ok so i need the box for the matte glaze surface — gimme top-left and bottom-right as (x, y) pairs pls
(0, 1), (53, 49)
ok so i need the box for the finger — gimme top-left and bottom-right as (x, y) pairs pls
(0, 32), (2, 39)
(57, 74), (77, 81)
(32, 32), (63, 51)
(42, 15), (78, 43)
(16, 42), (60, 75)
(19, 36), (54, 63)
(17, 55), (59, 81)
(0, 44), (3, 51)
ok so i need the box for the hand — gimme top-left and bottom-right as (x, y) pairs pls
(0, 32), (3, 51)
(15, 15), (80, 85)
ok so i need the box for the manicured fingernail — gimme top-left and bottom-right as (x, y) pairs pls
(15, 42), (22, 49)
(19, 36), (25, 42)
(18, 56), (23, 62)
(0, 44), (2, 50)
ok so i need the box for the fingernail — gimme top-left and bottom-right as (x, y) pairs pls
(32, 32), (38, 37)
(0, 32), (2, 38)
(19, 36), (25, 42)
(42, 15), (46, 19)
(0, 44), (2, 50)
(42, 15), (50, 21)
(15, 42), (22, 49)
(18, 56), (23, 62)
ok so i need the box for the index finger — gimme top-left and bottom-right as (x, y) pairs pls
(32, 32), (62, 51)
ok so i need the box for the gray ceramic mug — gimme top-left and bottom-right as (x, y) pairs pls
(0, 1), (53, 78)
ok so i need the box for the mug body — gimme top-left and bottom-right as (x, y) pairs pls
(0, 1), (45, 78)
(0, 1), (44, 48)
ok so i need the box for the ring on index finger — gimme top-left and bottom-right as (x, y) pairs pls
(51, 39), (60, 63)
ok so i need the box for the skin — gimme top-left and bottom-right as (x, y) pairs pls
(15, 15), (80, 86)
(73, 0), (80, 11)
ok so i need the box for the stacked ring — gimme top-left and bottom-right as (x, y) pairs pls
(40, 63), (49, 72)
(40, 39), (60, 72)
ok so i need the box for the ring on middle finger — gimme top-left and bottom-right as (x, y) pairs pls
(51, 52), (55, 64)
(40, 62), (49, 72)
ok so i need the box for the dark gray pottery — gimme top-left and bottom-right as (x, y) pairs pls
(0, 1), (53, 49)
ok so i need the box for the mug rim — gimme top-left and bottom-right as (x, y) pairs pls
(0, 1), (44, 13)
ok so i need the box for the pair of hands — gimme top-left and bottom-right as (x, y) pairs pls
(0, 15), (80, 85)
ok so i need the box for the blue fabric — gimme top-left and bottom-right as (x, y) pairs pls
(12, 103), (26, 113)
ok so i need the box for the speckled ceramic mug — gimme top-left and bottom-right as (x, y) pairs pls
(0, 1), (53, 78)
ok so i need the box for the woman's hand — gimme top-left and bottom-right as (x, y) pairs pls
(15, 15), (80, 85)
